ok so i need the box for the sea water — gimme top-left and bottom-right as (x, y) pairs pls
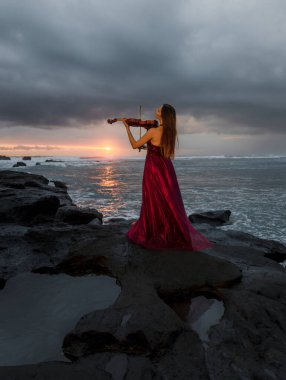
(0, 272), (120, 366)
(1, 155), (285, 245)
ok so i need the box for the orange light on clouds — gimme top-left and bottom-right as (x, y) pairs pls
(0, 143), (117, 157)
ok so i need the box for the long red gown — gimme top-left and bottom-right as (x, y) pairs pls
(126, 140), (214, 251)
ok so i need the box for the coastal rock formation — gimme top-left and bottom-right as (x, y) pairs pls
(0, 170), (102, 226)
(55, 205), (103, 225)
(0, 169), (285, 379)
(49, 180), (68, 189)
(189, 209), (231, 226)
(0, 170), (73, 225)
(0, 155), (10, 160)
(45, 159), (64, 162)
(12, 161), (26, 167)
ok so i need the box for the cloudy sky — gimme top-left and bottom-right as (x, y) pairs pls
(0, 0), (285, 157)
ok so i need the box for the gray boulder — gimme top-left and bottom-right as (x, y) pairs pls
(49, 180), (68, 189)
(0, 170), (74, 225)
(45, 159), (64, 162)
(13, 161), (26, 167)
(189, 209), (231, 226)
(55, 205), (103, 225)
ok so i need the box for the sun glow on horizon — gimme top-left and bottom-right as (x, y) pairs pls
(0, 143), (117, 157)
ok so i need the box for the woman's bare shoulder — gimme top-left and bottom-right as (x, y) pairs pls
(151, 126), (163, 145)
(152, 125), (163, 135)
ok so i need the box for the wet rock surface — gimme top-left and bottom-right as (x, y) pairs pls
(0, 169), (286, 379)
(54, 205), (103, 225)
(0, 170), (102, 226)
(189, 209), (231, 226)
(12, 161), (27, 167)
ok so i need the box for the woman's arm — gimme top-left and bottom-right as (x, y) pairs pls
(122, 118), (155, 149)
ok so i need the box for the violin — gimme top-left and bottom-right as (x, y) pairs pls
(107, 118), (159, 130)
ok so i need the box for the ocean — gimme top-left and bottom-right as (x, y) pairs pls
(1, 155), (285, 246)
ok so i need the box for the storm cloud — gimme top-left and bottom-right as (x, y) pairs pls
(0, 0), (285, 135)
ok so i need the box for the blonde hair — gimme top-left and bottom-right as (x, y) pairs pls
(160, 104), (179, 159)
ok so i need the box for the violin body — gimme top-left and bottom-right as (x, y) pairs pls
(107, 118), (159, 130)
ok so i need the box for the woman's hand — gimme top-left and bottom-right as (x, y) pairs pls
(122, 118), (129, 128)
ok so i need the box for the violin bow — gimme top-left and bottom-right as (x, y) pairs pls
(138, 104), (142, 152)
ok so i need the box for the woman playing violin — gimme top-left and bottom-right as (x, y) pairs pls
(125, 104), (214, 252)
(122, 104), (177, 159)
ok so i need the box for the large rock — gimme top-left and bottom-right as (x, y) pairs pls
(0, 170), (74, 225)
(0, 169), (286, 379)
(45, 159), (64, 162)
(13, 161), (26, 167)
(61, 244), (241, 360)
(55, 205), (103, 225)
(49, 180), (68, 189)
(189, 209), (231, 226)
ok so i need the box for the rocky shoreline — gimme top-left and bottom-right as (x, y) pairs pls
(0, 155), (65, 167)
(0, 169), (286, 379)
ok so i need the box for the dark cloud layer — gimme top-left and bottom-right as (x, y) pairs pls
(0, 0), (285, 135)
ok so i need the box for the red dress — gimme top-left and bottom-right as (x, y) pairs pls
(126, 140), (214, 251)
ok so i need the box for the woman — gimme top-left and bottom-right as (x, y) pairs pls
(123, 104), (214, 251)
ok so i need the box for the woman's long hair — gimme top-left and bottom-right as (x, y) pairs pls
(160, 104), (179, 159)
